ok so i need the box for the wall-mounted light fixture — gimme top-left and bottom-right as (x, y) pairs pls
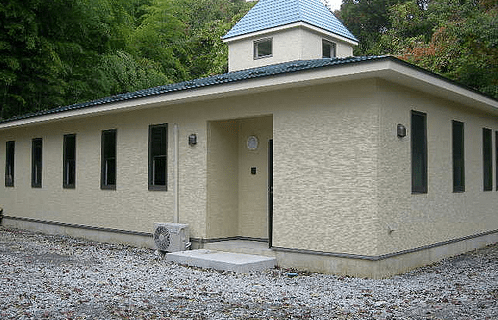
(397, 124), (406, 138)
(188, 134), (197, 146)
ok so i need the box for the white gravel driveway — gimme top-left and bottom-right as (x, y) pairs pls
(0, 227), (497, 319)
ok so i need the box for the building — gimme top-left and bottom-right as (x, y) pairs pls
(1, 0), (498, 278)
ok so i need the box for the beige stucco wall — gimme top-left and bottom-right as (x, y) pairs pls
(271, 80), (381, 256)
(0, 113), (176, 233)
(207, 120), (239, 239)
(0, 90), (277, 241)
(376, 80), (498, 256)
(237, 116), (273, 239)
(1, 77), (497, 260)
(227, 26), (355, 72)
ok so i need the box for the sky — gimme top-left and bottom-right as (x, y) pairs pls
(247, 0), (343, 12)
(322, 0), (343, 11)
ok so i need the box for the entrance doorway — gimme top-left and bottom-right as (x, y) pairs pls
(206, 115), (273, 242)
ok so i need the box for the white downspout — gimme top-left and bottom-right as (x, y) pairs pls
(173, 124), (180, 223)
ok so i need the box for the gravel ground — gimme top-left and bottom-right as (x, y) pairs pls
(0, 227), (497, 320)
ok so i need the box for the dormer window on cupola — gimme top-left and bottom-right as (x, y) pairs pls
(222, 0), (358, 72)
(254, 38), (273, 59)
(322, 40), (336, 58)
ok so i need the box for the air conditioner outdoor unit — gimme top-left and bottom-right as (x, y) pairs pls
(153, 223), (190, 252)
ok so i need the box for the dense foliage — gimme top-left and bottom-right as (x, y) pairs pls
(339, 0), (498, 99)
(1, 0), (496, 120)
(0, 0), (252, 119)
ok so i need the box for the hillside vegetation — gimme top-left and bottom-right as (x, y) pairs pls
(1, 0), (496, 120)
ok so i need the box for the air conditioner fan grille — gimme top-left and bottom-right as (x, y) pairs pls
(153, 225), (171, 250)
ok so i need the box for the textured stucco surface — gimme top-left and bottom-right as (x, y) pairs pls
(1, 77), (498, 264)
(237, 116), (273, 239)
(0, 112), (176, 234)
(227, 27), (354, 72)
(376, 80), (498, 256)
(272, 80), (381, 256)
(207, 120), (239, 239)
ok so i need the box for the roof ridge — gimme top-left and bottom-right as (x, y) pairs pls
(223, 0), (358, 42)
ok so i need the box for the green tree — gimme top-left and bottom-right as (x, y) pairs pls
(339, 0), (410, 55)
(175, 0), (254, 78)
(340, 0), (497, 98)
(0, 0), (65, 119)
(395, 0), (498, 98)
(0, 0), (253, 119)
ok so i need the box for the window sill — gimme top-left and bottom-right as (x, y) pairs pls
(411, 191), (427, 195)
(254, 54), (272, 60)
(148, 185), (167, 191)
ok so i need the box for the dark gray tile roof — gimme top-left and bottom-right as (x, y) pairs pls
(1, 56), (386, 124)
(223, 0), (358, 42)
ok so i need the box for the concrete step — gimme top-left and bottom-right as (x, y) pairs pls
(166, 249), (276, 273)
(203, 240), (275, 257)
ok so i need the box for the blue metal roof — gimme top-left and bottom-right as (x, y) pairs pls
(223, 0), (358, 42)
(0, 56), (383, 124)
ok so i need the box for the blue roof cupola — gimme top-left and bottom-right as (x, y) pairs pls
(223, 0), (357, 42)
(223, 0), (358, 72)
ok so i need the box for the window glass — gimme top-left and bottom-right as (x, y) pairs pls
(452, 121), (465, 192)
(32, 138), (42, 188)
(63, 134), (76, 188)
(496, 131), (498, 191)
(5, 141), (15, 187)
(101, 130), (116, 189)
(411, 111), (427, 193)
(254, 38), (272, 59)
(322, 40), (336, 58)
(483, 128), (492, 191)
(149, 124), (167, 190)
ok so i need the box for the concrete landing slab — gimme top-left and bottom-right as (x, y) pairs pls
(166, 249), (276, 273)
(203, 240), (275, 257)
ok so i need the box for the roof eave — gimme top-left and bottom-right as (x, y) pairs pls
(222, 21), (358, 45)
(1, 57), (497, 130)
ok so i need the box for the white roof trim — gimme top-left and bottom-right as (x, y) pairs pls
(1, 58), (497, 130)
(222, 21), (359, 46)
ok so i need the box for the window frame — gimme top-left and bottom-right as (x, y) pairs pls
(253, 38), (273, 60)
(452, 121), (465, 192)
(5, 141), (15, 187)
(483, 128), (493, 191)
(322, 39), (337, 58)
(63, 134), (76, 189)
(101, 129), (117, 190)
(149, 124), (168, 191)
(411, 111), (428, 194)
(31, 138), (43, 188)
(496, 131), (498, 191)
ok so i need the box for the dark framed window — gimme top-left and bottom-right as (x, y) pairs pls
(254, 38), (272, 59)
(149, 124), (168, 191)
(411, 111), (427, 194)
(5, 141), (15, 187)
(483, 128), (493, 191)
(496, 131), (498, 191)
(63, 134), (76, 189)
(31, 138), (42, 188)
(322, 40), (336, 58)
(452, 121), (465, 192)
(101, 129), (116, 190)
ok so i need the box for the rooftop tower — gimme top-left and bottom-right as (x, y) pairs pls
(223, 0), (358, 72)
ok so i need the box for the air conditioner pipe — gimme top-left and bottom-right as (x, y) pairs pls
(173, 124), (180, 224)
